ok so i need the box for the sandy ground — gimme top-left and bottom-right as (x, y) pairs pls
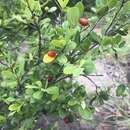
(77, 29), (130, 93)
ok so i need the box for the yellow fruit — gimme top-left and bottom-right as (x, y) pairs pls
(43, 54), (55, 64)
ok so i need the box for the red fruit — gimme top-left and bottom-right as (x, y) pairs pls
(79, 18), (89, 26)
(47, 51), (57, 58)
(63, 117), (69, 124)
(48, 75), (53, 82)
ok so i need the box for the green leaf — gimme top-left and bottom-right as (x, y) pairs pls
(8, 111), (16, 117)
(51, 38), (66, 48)
(46, 86), (59, 100)
(80, 59), (96, 75)
(116, 84), (126, 96)
(57, 54), (68, 64)
(74, 31), (80, 44)
(101, 36), (112, 45)
(27, 0), (42, 15)
(65, 41), (77, 51)
(8, 103), (21, 112)
(46, 86), (59, 96)
(73, 67), (84, 76)
(80, 39), (92, 51)
(67, 7), (80, 25)
(62, 21), (69, 29)
(68, 99), (77, 106)
(1, 70), (16, 80)
(78, 107), (93, 120)
(40, 18), (51, 26)
(33, 91), (43, 100)
(12, 14), (27, 23)
(96, 0), (108, 7)
(25, 88), (34, 95)
(89, 31), (101, 43)
(97, 5), (109, 16)
(1, 80), (17, 88)
(98, 90), (109, 102)
(63, 64), (75, 75)
(112, 35), (122, 45)
(52, 95), (59, 101)
(96, 0), (118, 14)
(63, 64), (83, 76)
(19, 118), (34, 130)
(75, 2), (84, 17)
(123, 1), (130, 14)
(17, 54), (25, 76)
(81, 100), (86, 109)
(34, 81), (42, 87)
(108, 0), (118, 8)
(57, 0), (69, 8)
(0, 115), (6, 124)
(5, 97), (16, 103)
(25, 85), (39, 89)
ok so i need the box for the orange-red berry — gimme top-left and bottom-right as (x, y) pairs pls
(79, 18), (89, 26)
(47, 51), (57, 58)
(63, 117), (69, 124)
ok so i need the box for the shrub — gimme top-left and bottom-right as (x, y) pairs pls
(0, 0), (130, 129)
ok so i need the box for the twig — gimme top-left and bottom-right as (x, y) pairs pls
(88, 43), (99, 52)
(26, 0), (43, 59)
(89, 95), (97, 107)
(71, 42), (99, 63)
(37, 26), (42, 59)
(10, 65), (21, 91)
(81, 74), (100, 107)
(0, 60), (9, 67)
(81, 74), (99, 94)
(88, 74), (103, 76)
(104, 0), (125, 35)
(0, 49), (6, 56)
(80, 25), (90, 33)
(16, 0), (43, 93)
(81, 15), (104, 42)
(52, 75), (71, 84)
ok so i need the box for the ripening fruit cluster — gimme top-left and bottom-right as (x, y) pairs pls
(43, 18), (88, 63)
(43, 17), (89, 81)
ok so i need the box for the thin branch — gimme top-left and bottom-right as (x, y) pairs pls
(81, 74), (100, 107)
(88, 74), (103, 76)
(104, 0), (125, 35)
(88, 43), (99, 52)
(52, 75), (71, 84)
(89, 95), (97, 107)
(37, 26), (42, 59)
(10, 66), (21, 91)
(26, 0), (43, 62)
(15, 0), (43, 93)
(80, 25), (90, 33)
(0, 60), (9, 67)
(71, 42), (99, 64)
(81, 15), (104, 42)
(81, 74), (99, 94)
(0, 49), (6, 56)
